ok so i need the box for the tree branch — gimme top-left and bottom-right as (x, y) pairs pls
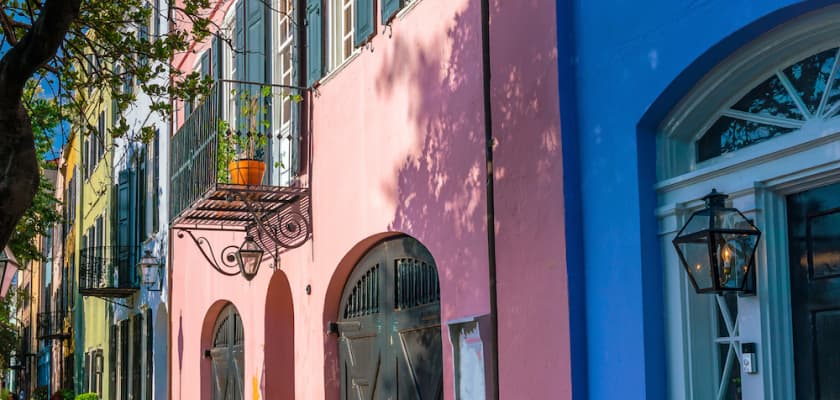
(0, 0), (82, 107)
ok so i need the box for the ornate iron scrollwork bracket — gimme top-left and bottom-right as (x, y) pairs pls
(176, 229), (242, 277)
(237, 193), (312, 263)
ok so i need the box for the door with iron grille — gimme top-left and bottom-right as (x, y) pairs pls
(337, 236), (443, 400)
(788, 181), (840, 399)
(210, 304), (244, 400)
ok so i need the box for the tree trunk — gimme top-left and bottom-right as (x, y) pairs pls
(0, 105), (39, 251)
(0, 0), (82, 252)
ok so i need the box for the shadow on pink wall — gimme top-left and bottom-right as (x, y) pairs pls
(376, 0), (569, 397)
(378, 0), (489, 318)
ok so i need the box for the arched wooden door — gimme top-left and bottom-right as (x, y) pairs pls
(210, 304), (244, 400)
(337, 236), (443, 400)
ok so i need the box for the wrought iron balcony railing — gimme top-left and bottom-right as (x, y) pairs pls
(36, 311), (69, 340)
(170, 80), (306, 222)
(169, 79), (312, 261)
(79, 246), (139, 298)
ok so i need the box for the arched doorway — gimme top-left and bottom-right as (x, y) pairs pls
(336, 236), (443, 399)
(209, 304), (244, 400)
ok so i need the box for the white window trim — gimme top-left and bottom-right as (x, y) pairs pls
(396, 0), (422, 21)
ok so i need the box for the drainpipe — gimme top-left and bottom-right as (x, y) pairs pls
(478, 0), (500, 399)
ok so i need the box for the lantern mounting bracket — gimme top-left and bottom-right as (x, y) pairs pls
(175, 229), (242, 277)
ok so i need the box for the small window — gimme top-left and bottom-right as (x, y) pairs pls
(697, 48), (840, 162)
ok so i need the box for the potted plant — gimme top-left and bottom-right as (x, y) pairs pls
(217, 86), (271, 185)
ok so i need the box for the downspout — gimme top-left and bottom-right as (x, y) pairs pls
(478, 0), (500, 399)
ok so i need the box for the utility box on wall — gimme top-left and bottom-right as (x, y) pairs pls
(448, 314), (496, 400)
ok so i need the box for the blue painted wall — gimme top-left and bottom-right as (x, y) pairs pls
(563, 1), (840, 398)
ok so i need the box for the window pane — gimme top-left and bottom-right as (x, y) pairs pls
(717, 343), (742, 399)
(697, 116), (796, 161)
(731, 75), (802, 120)
(783, 48), (836, 114)
(807, 209), (840, 279)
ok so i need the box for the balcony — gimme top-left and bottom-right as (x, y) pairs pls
(36, 311), (69, 340)
(169, 80), (311, 255)
(79, 246), (139, 297)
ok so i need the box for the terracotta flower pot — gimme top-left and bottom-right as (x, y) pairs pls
(228, 159), (266, 185)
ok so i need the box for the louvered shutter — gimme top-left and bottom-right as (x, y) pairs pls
(212, 36), (223, 79)
(120, 320), (129, 400)
(152, 132), (159, 233)
(137, 151), (147, 242)
(84, 352), (91, 393)
(381, 0), (400, 24)
(133, 314), (142, 400)
(245, 0), (270, 170)
(354, 0), (374, 46)
(305, 0), (323, 87)
(128, 166), (138, 274)
(117, 170), (130, 285)
(145, 309), (153, 400)
(110, 325), (117, 400)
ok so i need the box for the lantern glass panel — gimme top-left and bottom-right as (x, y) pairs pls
(140, 265), (157, 285)
(236, 236), (263, 280)
(675, 234), (715, 291)
(680, 212), (712, 237)
(714, 231), (759, 290)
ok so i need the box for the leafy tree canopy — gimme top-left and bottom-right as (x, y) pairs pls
(0, 0), (215, 253)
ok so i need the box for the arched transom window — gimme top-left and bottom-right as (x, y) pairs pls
(697, 48), (840, 161)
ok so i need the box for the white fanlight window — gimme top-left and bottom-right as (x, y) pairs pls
(696, 48), (840, 163)
(657, 7), (840, 400)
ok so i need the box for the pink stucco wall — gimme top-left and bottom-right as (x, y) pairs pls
(169, 0), (570, 398)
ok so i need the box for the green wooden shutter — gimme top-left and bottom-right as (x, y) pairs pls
(211, 36), (223, 113)
(117, 170), (129, 256)
(84, 352), (91, 393)
(246, 0), (270, 168)
(212, 36), (223, 80)
(246, 0), (265, 83)
(109, 325), (117, 400)
(152, 132), (159, 233)
(355, 0), (374, 46)
(145, 309), (153, 400)
(129, 165), (140, 272)
(120, 320), (129, 400)
(132, 314), (142, 400)
(305, 0), (323, 87)
(138, 151), (147, 241)
(381, 0), (400, 24)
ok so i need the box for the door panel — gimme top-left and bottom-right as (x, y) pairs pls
(211, 306), (244, 400)
(338, 237), (443, 400)
(814, 309), (840, 399)
(788, 182), (840, 400)
(399, 327), (444, 399)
